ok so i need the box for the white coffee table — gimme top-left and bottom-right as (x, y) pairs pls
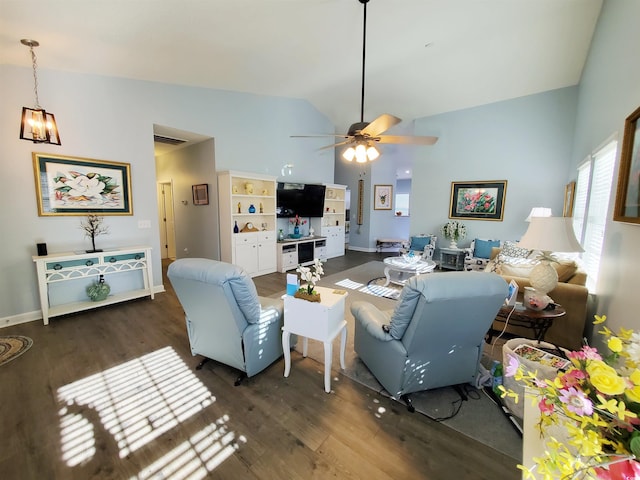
(282, 286), (348, 393)
(382, 256), (436, 286)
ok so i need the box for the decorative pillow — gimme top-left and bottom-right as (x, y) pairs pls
(554, 260), (579, 282)
(473, 239), (501, 259)
(494, 254), (537, 277)
(409, 235), (434, 252)
(501, 240), (532, 259)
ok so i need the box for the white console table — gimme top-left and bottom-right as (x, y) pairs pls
(33, 246), (154, 325)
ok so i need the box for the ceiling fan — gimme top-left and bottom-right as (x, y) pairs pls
(292, 0), (438, 163)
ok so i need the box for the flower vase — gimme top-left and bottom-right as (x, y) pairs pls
(449, 239), (458, 249)
(294, 225), (300, 235)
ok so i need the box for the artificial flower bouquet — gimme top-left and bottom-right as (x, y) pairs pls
(500, 315), (640, 479)
(289, 215), (307, 227)
(441, 220), (467, 241)
(294, 258), (324, 302)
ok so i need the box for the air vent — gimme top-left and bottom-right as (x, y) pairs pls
(153, 135), (187, 145)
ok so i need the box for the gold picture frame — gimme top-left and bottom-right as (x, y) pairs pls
(448, 180), (507, 221)
(563, 181), (576, 217)
(613, 105), (640, 223)
(373, 184), (393, 210)
(33, 152), (133, 216)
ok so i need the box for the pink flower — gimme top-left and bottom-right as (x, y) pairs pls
(559, 369), (586, 388)
(538, 397), (555, 415)
(505, 355), (519, 377)
(558, 386), (593, 416)
(568, 346), (602, 362)
(593, 457), (640, 480)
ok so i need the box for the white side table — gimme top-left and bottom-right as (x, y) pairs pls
(282, 285), (348, 393)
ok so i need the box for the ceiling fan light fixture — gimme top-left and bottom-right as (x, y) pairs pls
(342, 146), (356, 162)
(355, 143), (368, 163)
(366, 144), (380, 161)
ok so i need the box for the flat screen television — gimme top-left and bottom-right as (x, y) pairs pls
(277, 182), (326, 218)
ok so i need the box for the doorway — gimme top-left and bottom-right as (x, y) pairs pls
(157, 182), (176, 260)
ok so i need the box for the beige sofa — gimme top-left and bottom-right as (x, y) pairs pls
(487, 248), (589, 351)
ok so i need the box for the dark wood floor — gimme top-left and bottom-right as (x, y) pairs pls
(0, 250), (519, 479)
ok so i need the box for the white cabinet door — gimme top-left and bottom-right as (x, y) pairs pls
(323, 226), (345, 258)
(234, 234), (258, 273)
(257, 232), (276, 272)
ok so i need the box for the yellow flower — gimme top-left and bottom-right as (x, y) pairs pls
(620, 327), (634, 340)
(593, 314), (607, 324)
(625, 385), (640, 403)
(588, 361), (626, 395)
(630, 369), (640, 385)
(608, 336), (623, 353)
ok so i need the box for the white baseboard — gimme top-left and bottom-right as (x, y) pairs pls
(347, 246), (377, 253)
(0, 285), (167, 329)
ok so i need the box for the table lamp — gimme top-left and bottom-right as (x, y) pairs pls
(525, 207), (552, 222)
(517, 217), (583, 308)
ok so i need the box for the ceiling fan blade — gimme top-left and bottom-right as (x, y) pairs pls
(361, 114), (402, 137)
(318, 140), (352, 150)
(376, 135), (439, 145)
(291, 134), (350, 139)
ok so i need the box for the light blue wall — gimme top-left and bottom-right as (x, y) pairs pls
(570, 0), (640, 331)
(412, 87), (579, 249)
(0, 66), (333, 322)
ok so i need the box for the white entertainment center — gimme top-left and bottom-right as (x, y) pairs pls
(276, 236), (327, 273)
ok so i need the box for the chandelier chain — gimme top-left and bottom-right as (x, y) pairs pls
(29, 45), (41, 108)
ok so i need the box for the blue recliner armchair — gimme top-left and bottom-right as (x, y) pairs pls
(351, 271), (507, 409)
(168, 258), (286, 384)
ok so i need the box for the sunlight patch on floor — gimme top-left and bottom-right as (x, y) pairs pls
(57, 346), (243, 477)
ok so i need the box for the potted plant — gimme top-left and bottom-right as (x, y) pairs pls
(441, 220), (466, 249)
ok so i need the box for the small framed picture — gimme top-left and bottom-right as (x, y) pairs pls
(563, 181), (576, 217)
(192, 184), (209, 205)
(374, 184), (393, 210)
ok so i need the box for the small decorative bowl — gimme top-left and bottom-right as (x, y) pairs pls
(289, 233), (302, 239)
(402, 253), (421, 265)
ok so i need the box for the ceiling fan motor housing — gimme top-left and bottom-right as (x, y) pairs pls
(347, 122), (370, 136)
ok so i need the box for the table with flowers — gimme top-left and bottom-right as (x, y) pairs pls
(282, 285), (348, 393)
(502, 314), (640, 479)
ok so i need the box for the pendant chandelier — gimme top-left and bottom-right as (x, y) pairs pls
(19, 39), (61, 145)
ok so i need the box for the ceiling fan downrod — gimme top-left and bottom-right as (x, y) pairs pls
(359, 0), (369, 124)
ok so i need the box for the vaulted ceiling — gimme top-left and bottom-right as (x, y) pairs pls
(2, 0), (602, 134)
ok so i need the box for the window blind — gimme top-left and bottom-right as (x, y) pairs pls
(572, 141), (617, 292)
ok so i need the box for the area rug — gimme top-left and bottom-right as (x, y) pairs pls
(288, 261), (523, 461)
(0, 336), (33, 366)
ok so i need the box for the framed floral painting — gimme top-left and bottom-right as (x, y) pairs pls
(32, 153), (133, 216)
(373, 184), (393, 210)
(448, 180), (507, 221)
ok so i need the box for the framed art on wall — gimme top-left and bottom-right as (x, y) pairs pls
(373, 184), (393, 210)
(614, 105), (640, 223)
(192, 184), (209, 205)
(448, 180), (507, 221)
(32, 153), (132, 216)
(563, 181), (576, 217)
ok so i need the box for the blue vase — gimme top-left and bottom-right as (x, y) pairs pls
(294, 225), (300, 235)
(248, 204), (256, 213)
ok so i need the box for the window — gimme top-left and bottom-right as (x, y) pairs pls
(395, 193), (410, 216)
(572, 139), (617, 292)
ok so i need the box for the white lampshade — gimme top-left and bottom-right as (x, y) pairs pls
(525, 207), (552, 222)
(518, 217), (583, 253)
(342, 147), (356, 162)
